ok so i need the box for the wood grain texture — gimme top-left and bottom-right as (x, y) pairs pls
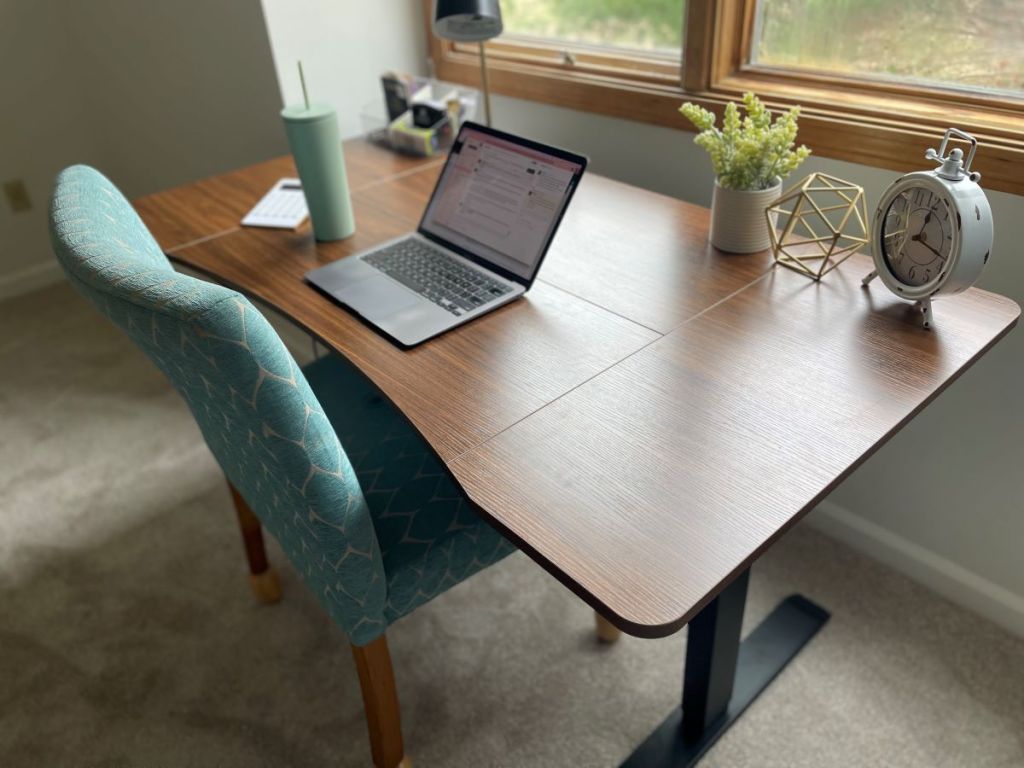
(540, 175), (774, 333)
(449, 254), (1019, 637)
(169, 176), (658, 461)
(228, 482), (269, 575)
(135, 139), (439, 252)
(351, 634), (407, 768)
(138, 145), (1018, 641)
(229, 481), (283, 604)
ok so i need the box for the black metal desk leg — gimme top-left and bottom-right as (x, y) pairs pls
(621, 570), (830, 768)
(682, 570), (749, 741)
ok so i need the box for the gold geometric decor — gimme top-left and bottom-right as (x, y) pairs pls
(765, 172), (870, 280)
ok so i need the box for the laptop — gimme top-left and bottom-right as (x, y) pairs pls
(305, 122), (588, 348)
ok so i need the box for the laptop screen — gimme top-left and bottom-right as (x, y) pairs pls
(419, 125), (586, 282)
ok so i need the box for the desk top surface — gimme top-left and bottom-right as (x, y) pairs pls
(136, 139), (1019, 636)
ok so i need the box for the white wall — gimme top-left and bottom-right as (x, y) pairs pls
(259, 0), (429, 140)
(63, 0), (287, 197)
(1, 2), (100, 298)
(0, 0), (286, 300)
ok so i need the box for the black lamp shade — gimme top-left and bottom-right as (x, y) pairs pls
(433, 0), (503, 42)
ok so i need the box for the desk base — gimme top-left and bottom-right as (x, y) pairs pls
(621, 593), (830, 768)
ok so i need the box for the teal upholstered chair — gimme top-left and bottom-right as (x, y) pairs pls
(49, 165), (517, 768)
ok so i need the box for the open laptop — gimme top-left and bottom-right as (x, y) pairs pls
(305, 122), (587, 348)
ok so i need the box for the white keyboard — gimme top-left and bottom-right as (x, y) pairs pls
(241, 178), (309, 229)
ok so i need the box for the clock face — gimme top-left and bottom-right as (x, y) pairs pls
(880, 186), (954, 287)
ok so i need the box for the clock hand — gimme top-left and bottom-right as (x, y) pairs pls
(915, 210), (932, 238)
(910, 234), (947, 261)
(924, 240), (946, 261)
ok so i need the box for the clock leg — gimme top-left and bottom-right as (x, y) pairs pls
(862, 269), (878, 286)
(917, 297), (933, 329)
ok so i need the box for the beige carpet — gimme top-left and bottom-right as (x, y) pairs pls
(2, 281), (1022, 768)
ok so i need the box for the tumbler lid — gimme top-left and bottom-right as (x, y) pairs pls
(281, 103), (336, 122)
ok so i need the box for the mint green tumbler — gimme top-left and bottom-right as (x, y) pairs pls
(281, 103), (355, 241)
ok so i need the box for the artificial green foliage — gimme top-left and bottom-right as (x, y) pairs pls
(679, 93), (811, 190)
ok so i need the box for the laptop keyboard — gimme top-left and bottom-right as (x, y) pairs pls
(363, 239), (514, 317)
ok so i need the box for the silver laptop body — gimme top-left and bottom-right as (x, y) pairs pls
(306, 122), (587, 348)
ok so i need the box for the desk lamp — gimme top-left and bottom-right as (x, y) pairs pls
(433, 0), (502, 126)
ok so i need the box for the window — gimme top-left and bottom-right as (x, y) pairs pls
(752, 0), (1024, 96)
(502, 0), (685, 56)
(424, 0), (1024, 195)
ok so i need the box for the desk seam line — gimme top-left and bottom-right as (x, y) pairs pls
(149, 156), (443, 254)
(166, 227), (241, 254)
(353, 158), (446, 194)
(537, 267), (776, 338)
(537, 277), (664, 334)
(448, 268), (777, 465)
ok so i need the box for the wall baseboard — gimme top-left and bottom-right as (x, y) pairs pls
(808, 500), (1024, 639)
(0, 261), (64, 302)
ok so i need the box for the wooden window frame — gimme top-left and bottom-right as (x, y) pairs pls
(424, 0), (1024, 196)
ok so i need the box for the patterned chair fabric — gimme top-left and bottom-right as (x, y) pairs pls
(303, 353), (515, 623)
(49, 165), (513, 645)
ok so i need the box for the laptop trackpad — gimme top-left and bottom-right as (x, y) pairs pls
(337, 276), (419, 318)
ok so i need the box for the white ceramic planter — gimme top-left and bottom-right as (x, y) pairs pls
(709, 178), (782, 253)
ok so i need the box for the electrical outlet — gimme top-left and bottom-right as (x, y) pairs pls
(4, 179), (32, 213)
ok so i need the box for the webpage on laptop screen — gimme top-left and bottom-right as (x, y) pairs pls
(420, 127), (583, 280)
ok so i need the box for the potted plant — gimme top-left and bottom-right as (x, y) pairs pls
(680, 93), (810, 253)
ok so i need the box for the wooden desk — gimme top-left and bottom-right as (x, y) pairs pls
(136, 139), (1019, 766)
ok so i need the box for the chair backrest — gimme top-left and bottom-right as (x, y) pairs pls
(49, 165), (387, 644)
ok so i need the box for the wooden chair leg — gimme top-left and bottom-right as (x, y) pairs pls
(351, 634), (411, 768)
(228, 483), (281, 604)
(595, 611), (623, 644)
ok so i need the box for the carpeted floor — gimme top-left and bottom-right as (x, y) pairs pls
(2, 281), (1022, 768)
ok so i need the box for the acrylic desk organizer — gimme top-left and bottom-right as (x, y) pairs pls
(361, 80), (478, 157)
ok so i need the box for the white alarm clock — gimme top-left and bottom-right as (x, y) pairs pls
(863, 128), (994, 328)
